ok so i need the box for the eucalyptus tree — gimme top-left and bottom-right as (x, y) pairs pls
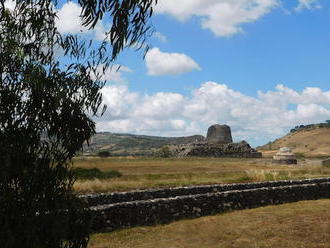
(0, 1), (156, 247)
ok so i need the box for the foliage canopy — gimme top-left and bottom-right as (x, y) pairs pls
(0, 0), (156, 247)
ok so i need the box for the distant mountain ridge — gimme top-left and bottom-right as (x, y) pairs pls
(83, 132), (205, 156)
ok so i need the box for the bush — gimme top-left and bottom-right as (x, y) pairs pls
(295, 152), (305, 159)
(73, 167), (122, 180)
(98, 151), (111, 157)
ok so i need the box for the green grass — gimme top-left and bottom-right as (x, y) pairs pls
(88, 199), (330, 248)
(73, 157), (330, 193)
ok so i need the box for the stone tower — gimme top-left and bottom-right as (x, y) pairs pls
(206, 124), (233, 144)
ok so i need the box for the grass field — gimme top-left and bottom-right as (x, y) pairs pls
(74, 157), (330, 247)
(73, 157), (330, 193)
(88, 199), (330, 248)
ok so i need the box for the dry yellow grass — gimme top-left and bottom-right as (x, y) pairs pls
(259, 127), (330, 157)
(88, 199), (330, 248)
(73, 157), (330, 193)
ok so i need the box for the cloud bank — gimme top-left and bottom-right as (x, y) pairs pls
(96, 82), (330, 146)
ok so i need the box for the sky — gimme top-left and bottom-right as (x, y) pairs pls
(10, 0), (330, 146)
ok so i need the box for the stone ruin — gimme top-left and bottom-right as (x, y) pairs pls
(272, 147), (297, 164)
(206, 124), (233, 144)
(170, 124), (262, 158)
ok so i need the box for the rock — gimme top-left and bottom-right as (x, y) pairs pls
(322, 158), (330, 166)
(272, 147), (297, 164)
(206, 124), (233, 144)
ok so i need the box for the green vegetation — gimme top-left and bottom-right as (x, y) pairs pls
(97, 151), (111, 158)
(88, 199), (330, 248)
(73, 167), (122, 180)
(290, 121), (330, 133)
(0, 0), (155, 247)
(294, 152), (305, 159)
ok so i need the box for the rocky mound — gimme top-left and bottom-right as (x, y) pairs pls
(171, 141), (262, 158)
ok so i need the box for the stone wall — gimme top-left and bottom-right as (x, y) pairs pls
(85, 178), (330, 233)
(81, 177), (330, 206)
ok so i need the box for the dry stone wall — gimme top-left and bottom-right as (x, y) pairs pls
(89, 181), (330, 232)
(81, 177), (330, 207)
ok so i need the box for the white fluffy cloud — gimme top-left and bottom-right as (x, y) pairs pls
(100, 85), (138, 119)
(133, 92), (185, 119)
(55, 2), (106, 40)
(55, 2), (86, 34)
(145, 48), (201, 76)
(155, 0), (279, 37)
(96, 82), (330, 146)
(295, 0), (322, 11)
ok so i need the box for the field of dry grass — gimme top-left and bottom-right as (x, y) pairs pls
(74, 157), (330, 247)
(88, 199), (330, 248)
(73, 157), (330, 193)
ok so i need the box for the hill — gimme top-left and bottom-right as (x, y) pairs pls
(83, 132), (205, 156)
(258, 122), (330, 157)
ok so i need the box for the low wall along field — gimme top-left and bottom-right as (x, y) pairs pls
(82, 178), (330, 233)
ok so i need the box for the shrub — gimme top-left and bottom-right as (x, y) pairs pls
(295, 152), (305, 159)
(73, 167), (122, 180)
(98, 151), (111, 157)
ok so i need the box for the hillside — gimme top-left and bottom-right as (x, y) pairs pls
(83, 132), (205, 156)
(258, 124), (330, 157)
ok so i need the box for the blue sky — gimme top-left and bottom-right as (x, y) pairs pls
(120, 0), (330, 95)
(44, 0), (330, 145)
